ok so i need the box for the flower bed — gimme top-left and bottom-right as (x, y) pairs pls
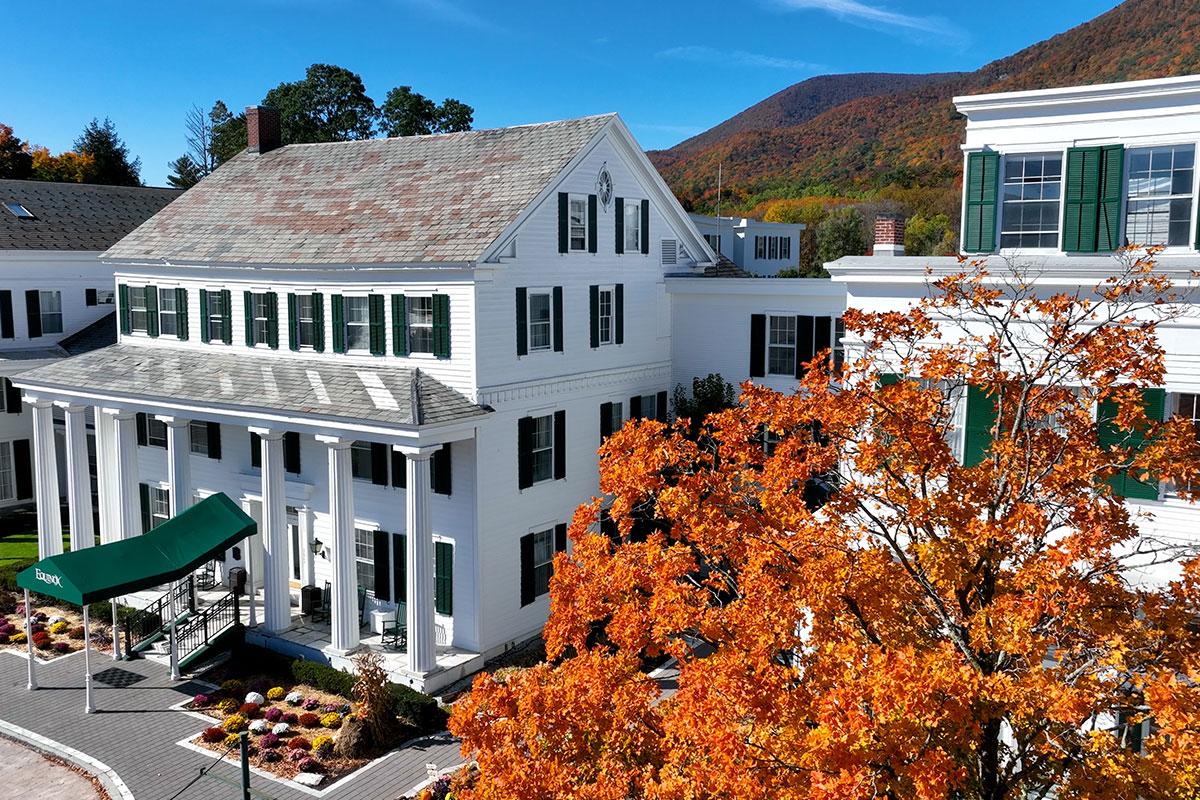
(189, 677), (367, 784)
(0, 601), (114, 660)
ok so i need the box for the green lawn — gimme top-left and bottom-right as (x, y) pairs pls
(0, 510), (72, 566)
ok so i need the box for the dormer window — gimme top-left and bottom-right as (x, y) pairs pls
(1125, 145), (1194, 247)
(1000, 154), (1062, 249)
(345, 296), (371, 352)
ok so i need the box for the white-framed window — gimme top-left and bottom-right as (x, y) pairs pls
(531, 414), (555, 484)
(768, 315), (797, 376)
(39, 290), (63, 335)
(1126, 145), (1195, 247)
(288, 507), (301, 581)
(528, 290), (552, 352)
(147, 416), (167, 449)
(189, 421), (210, 455)
(833, 317), (846, 375)
(639, 393), (658, 421)
(250, 292), (272, 346)
(0, 441), (14, 502)
(531, 527), (555, 598)
(294, 294), (316, 348)
(344, 296), (371, 352)
(206, 290), (226, 342)
(606, 401), (623, 439)
(354, 527), (375, 594)
(624, 200), (641, 253)
(762, 427), (783, 457)
(409, 296), (433, 354)
(597, 286), (614, 346)
(568, 196), (587, 251)
(1176, 393), (1200, 491)
(158, 288), (178, 337)
(350, 441), (376, 482)
(1000, 153), (1062, 249)
(754, 236), (791, 261)
(129, 287), (149, 333)
(149, 486), (170, 529)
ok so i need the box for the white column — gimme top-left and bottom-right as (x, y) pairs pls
(60, 404), (95, 551)
(317, 436), (358, 654)
(94, 409), (117, 545)
(24, 589), (35, 691)
(110, 410), (139, 540)
(300, 506), (315, 588)
(29, 399), (62, 558)
(398, 444), (441, 674)
(83, 605), (95, 713)
(252, 428), (291, 634)
(160, 416), (191, 681)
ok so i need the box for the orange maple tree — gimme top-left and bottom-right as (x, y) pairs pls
(451, 250), (1200, 800)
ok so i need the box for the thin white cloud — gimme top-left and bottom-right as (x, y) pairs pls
(631, 122), (707, 137)
(771, 0), (968, 47)
(396, 0), (492, 31)
(657, 45), (825, 72)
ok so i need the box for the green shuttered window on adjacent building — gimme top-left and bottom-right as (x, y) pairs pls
(963, 151), (999, 253)
(963, 384), (999, 468)
(1097, 388), (1164, 500)
(435, 541), (453, 616)
(1063, 145), (1124, 253)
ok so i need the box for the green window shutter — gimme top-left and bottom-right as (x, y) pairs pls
(963, 384), (998, 468)
(250, 431), (261, 468)
(600, 402), (613, 442)
(1, 290), (15, 339)
(554, 409), (566, 480)
(640, 200), (650, 255)
(962, 151), (999, 253)
(136, 412), (148, 446)
(287, 293), (298, 351)
(435, 541), (453, 616)
(368, 294), (385, 356)
(207, 422), (222, 460)
(118, 284), (131, 335)
(373, 530), (391, 603)
(244, 290), (255, 346)
(267, 292), (279, 349)
(176, 288), (188, 341)
(432, 446), (451, 496)
(1063, 147), (1101, 253)
(220, 290), (232, 344)
(589, 285), (600, 348)
(392, 294), (407, 356)
(1096, 144), (1125, 253)
(517, 416), (533, 489)
(433, 294), (450, 358)
(615, 284), (624, 344)
(878, 373), (903, 387)
(557, 192), (569, 254)
(614, 196), (624, 254)
(12, 439), (31, 499)
(312, 293), (325, 352)
(1098, 388), (1164, 500)
(520, 533), (535, 606)
(587, 194), (598, 253)
(145, 285), (159, 338)
(391, 449), (407, 489)
(25, 291), (40, 338)
(331, 294), (345, 353)
(199, 290), (209, 342)
(139, 483), (151, 534)
(394, 533), (407, 603)
(515, 288), (527, 357)
(749, 315), (766, 378)
(552, 286), (563, 353)
(284, 431), (301, 474)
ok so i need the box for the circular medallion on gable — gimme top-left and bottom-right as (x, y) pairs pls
(596, 163), (613, 210)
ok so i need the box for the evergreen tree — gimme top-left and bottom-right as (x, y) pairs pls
(165, 154), (203, 189)
(0, 124), (33, 179)
(73, 118), (141, 186)
(209, 101), (246, 166)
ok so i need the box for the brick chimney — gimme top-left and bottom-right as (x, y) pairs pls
(873, 213), (905, 257)
(246, 106), (281, 154)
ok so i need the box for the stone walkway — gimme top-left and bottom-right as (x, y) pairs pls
(0, 651), (463, 800)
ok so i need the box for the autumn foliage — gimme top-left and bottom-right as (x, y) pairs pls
(452, 250), (1200, 799)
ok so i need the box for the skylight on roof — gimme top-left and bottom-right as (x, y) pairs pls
(4, 203), (35, 219)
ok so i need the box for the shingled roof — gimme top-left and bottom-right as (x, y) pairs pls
(13, 344), (487, 429)
(0, 180), (180, 251)
(104, 114), (617, 266)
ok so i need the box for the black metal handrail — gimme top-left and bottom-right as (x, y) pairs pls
(175, 590), (238, 660)
(123, 576), (195, 653)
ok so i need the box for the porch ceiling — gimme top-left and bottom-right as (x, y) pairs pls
(12, 343), (487, 429)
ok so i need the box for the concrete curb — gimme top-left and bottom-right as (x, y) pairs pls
(0, 717), (135, 800)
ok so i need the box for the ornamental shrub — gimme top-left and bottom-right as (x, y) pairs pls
(298, 712), (319, 728)
(202, 727), (225, 743)
(264, 707), (282, 722)
(248, 677), (272, 694)
(35, 639), (53, 650)
(49, 621), (69, 635)
(272, 722), (290, 736)
(223, 733), (241, 748)
(261, 749), (282, 763)
(282, 712), (298, 724)
(266, 686), (286, 701)
(321, 701), (341, 714)
(259, 733), (279, 749)
(285, 691), (303, 705)
(297, 757), (322, 773)
(288, 736), (312, 751)
(68, 626), (85, 640)
(248, 720), (268, 734)
(244, 691), (265, 706)
(319, 712), (341, 729)
(10, 633), (25, 644)
(288, 748), (307, 762)
(311, 734), (334, 752)
(33, 612), (46, 622)
(192, 693), (212, 707)
(387, 683), (449, 733)
(290, 659), (356, 699)
(0, 634), (9, 645)
(223, 714), (247, 733)
(217, 698), (239, 714)
(52, 641), (71, 653)
(238, 702), (261, 718)
(29, 623), (45, 634)
(220, 679), (243, 695)
(302, 697), (321, 711)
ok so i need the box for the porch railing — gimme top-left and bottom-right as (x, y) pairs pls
(175, 590), (239, 661)
(123, 576), (195, 654)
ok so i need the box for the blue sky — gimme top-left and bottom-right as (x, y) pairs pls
(5, 0), (1121, 186)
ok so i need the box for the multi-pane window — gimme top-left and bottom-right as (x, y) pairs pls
(639, 393), (658, 421)
(207, 291), (226, 342)
(345, 296), (371, 352)
(768, 315), (797, 376)
(251, 293), (273, 345)
(189, 421), (210, 455)
(1000, 153), (1062, 248)
(754, 236), (791, 261)
(704, 233), (721, 253)
(568, 197), (587, 251)
(528, 291), (552, 351)
(409, 296), (433, 354)
(294, 294), (316, 348)
(39, 291), (62, 335)
(597, 287), (614, 345)
(354, 527), (375, 594)
(129, 287), (149, 333)
(624, 200), (641, 253)
(350, 441), (375, 481)
(1126, 145), (1195, 247)
(606, 402), (623, 439)
(288, 507), (301, 581)
(158, 289), (178, 337)
(1177, 393), (1200, 491)
(146, 416), (167, 448)
(530, 414), (555, 483)
(833, 317), (846, 376)
(531, 528), (555, 598)
(0, 441), (13, 502)
(149, 486), (170, 529)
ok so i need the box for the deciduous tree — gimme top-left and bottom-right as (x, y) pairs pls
(264, 63), (379, 144)
(452, 250), (1200, 799)
(0, 124), (33, 179)
(379, 86), (474, 137)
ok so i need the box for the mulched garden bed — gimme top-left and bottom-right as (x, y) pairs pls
(0, 600), (115, 660)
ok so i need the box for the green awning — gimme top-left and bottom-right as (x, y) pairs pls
(17, 493), (255, 606)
